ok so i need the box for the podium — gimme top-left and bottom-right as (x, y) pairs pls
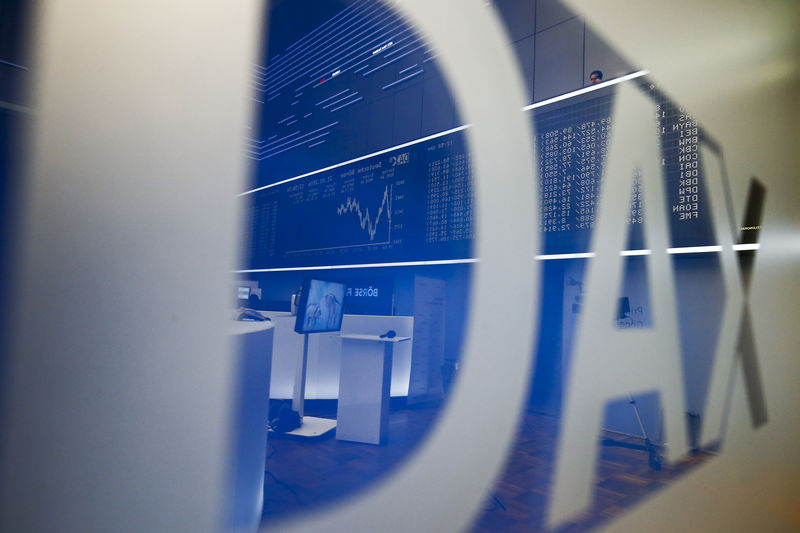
(336, 334), (411, 444)
(226, 320), (274, 530)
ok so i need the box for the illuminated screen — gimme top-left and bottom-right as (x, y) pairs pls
(241, 1), (717, 270)
(242, 132), (471, 269)
(294, 279), (347, 334)
(241, 80), (716, 269)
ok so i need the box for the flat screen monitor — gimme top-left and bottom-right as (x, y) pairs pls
(294, 279), (346, 334)
(237, 286), (251, 300)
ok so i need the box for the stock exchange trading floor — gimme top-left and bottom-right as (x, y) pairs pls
(259, 400), (712, 532)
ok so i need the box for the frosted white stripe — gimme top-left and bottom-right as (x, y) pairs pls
(243, 72), (652, 195)
(237, 244), (760, 272)
(667, 245), (722, 254)
(522, 70), (650, 111)
(535, 253), (596, 260)
(534, 244), (758, 260)
(235, 258), (478, 273)
(238, 125), (469, 196)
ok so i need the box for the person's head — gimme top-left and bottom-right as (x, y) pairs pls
(248, 293), (261, 309)
(589, 70), (603, 85)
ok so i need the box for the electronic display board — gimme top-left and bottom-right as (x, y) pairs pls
(241, 130), (472, 269)
(240, 79), (716, 270)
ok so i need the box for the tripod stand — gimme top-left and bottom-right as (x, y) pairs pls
(602, 394), (663, 470)
(628, 394), (662, 470)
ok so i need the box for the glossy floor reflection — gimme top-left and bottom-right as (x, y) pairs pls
(261, 398), (441, 527)
(471, 412), (712, 532)
(260, 401), (712, 531)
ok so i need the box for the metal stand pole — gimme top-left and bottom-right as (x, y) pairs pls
(628, 394), (662, 470)
(292, 333), (309, 417)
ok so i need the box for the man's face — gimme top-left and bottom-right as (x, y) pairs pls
(590, 73), (602, 85)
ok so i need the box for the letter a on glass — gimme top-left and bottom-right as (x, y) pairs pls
(548, 84), (690, 529)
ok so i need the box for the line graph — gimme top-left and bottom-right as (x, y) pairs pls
(336, 184), (393, 242)
(241, 130), (479, 269)
(285, 182), (397, 255)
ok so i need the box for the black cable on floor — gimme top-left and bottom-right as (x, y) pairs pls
(265, 470), (304, 506)
(484, 491), (507, 512)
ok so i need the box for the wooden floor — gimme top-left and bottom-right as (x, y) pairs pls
(261, 401), (711, 531)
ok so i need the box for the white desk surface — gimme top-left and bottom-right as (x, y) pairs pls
(228, 320), (274, 336)
(259, 313), (415, 400)
(339, 333), (410, 343)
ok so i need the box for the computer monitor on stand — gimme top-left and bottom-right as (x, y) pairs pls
(289, 279), (346, 437)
